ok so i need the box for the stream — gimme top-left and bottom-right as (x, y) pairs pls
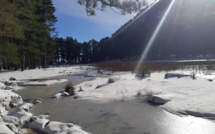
(16, 73), (215, 134)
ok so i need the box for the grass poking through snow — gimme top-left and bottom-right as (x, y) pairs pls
(65, 83), (75, 95)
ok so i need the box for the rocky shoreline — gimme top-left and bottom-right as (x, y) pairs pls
(0, 81), (91, 134)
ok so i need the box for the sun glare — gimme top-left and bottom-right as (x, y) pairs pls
(135, 0), (176, 72)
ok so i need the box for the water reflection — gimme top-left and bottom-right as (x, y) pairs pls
(160, 111), (215, 134)
(16, 75), (215, 134)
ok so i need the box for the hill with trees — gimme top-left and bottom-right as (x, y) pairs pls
(2, 0), (215, 70)
(107, 0), (215, 60)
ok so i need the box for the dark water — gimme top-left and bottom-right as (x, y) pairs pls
(16, 74), (215, 134)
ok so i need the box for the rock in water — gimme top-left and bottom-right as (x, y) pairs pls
(33, 98), (43, 104)
(53, 93), (62, 98)
(61, 92), (69, 96)
(147, 95), (169, 105)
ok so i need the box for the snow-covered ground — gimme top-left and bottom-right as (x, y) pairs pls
(0, 66), (93, 91)
(0, 66), (93, 134)
(0, 66), (93, 81)
(19, 79), (68, 86)
(1, 65), (215, 133)
(75, 70), (215, 121)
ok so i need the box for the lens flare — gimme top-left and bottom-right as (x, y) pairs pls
(135, 0), (176, 72)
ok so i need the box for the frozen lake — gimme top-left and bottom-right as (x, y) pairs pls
(16, 74), (215, 134)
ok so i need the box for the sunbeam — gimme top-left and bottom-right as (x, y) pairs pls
(135, 0), (176, 72)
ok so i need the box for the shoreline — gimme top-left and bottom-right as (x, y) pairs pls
(1, 66), (215, 133)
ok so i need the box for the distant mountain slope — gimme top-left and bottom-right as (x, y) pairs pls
(109, 0), (215, 60)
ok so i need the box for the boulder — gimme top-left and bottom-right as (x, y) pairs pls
(0, 90), (23, 111)
(61, 92), (70, 96)
(147, 95), (169, 105)
(44, 121), (91, 134)
(8, 103), (33, 124)
(33, 98), (43, 104)
(0, 82), (5, 89)
(53, 93), (62, 98)
(6, 123), (19, 133)
(164, 73), (190, 79)
(38, 114), (49, 119)
(29, 116), (49, 130)
(9, 77), (16, 81)
(3, 116), (20, 126)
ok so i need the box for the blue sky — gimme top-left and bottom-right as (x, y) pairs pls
(52, 0), (135, 42)
(52, 0), (153, 42)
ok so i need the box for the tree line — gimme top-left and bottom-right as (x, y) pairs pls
(2, 0), (215, 71)
(0, 0), (145, 70)
(55, 37), (110, 64)
(0, 0), (57, 71)
(0, 0), (130, 70)
(57, 0), (215, 66)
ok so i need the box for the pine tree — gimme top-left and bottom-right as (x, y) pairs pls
(0, 0), (57, 70)
(0, 0), (24, 69)
(78, 0), (147, 15)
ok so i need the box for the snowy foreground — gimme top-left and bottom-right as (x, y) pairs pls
(0, 66), (92, 134)
(1, 66), (215, 133)
(75, 70), (215, 121)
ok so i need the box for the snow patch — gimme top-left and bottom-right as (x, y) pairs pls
(0, 66), (93, 81)
(0, 90), (23, 115)
(44, 121), (91, 134)
(0, 82), (6, 89)
(8, 103), (33, 124)
(29, 118), (91, 134)
(33, 98), (43, 104)
(29, 116), (49, 130)
(0, 124), (15, 134)
(75, 74), (144, 100)
(53, 93), (62, 98)
(75, 71), (215, 120)
(18, 79), (68, 87)
(2, 116), (20, 126)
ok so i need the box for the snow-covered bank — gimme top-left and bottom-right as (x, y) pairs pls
(0, 66), (94, 91)
(75, 74), (143, 100)
(0, 66), (93, 81)
(0, 66), (94, 134)
(75, 71), (215, 121)
(29, 118), (90, 134)
(0, 92), (29, 134)
(18, 79), (68, 87)
(0, 90), (23, 115)
(1, 65), (215, 133)
(0, 86), (91, 134)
